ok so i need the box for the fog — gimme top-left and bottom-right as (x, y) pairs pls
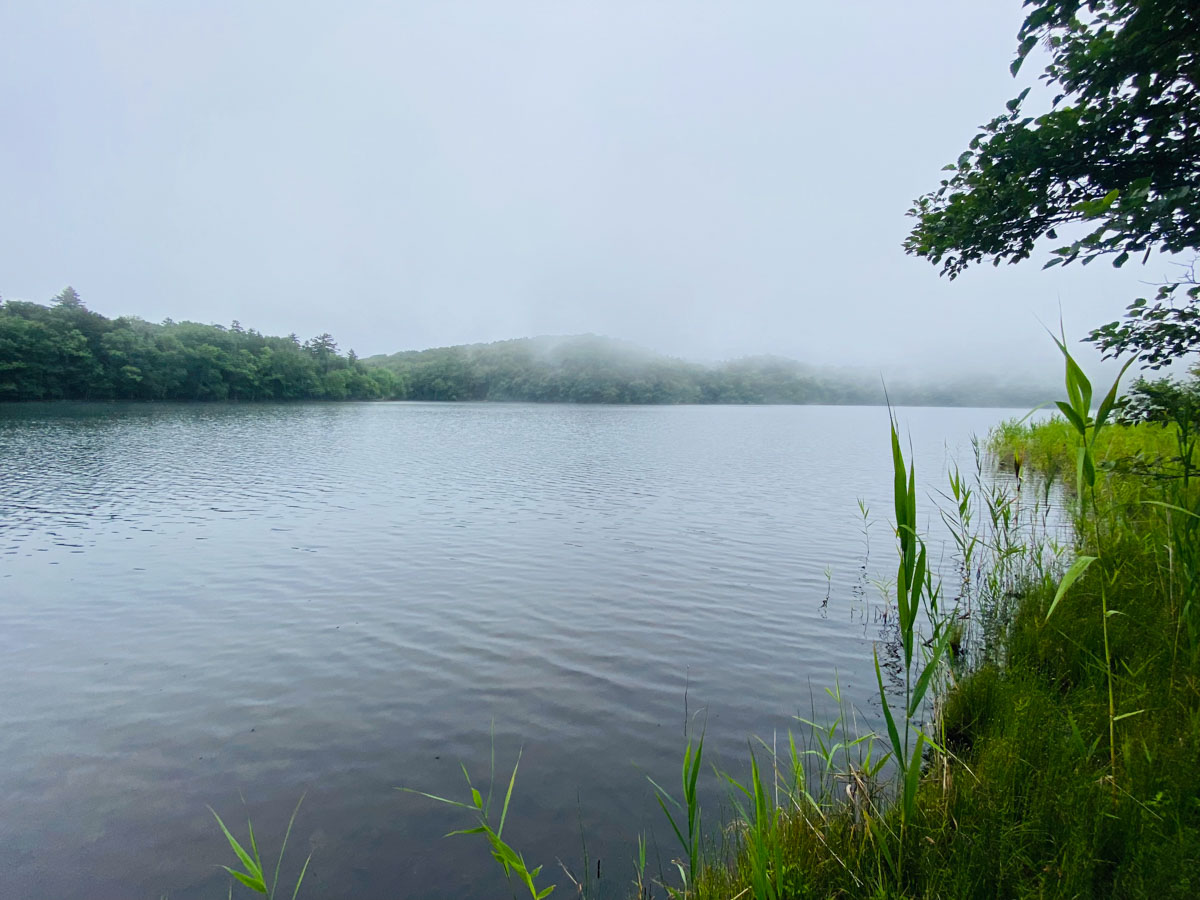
(0, 1), (1167, 379)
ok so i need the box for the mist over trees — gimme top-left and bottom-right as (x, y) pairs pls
(365, 334), (1053, 407)
(0, 291), (1053, 407)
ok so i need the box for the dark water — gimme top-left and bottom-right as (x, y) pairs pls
(0, 402), (1024, 899)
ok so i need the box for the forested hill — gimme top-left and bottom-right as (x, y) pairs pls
(364, 334), (1053, 407)
(0, 290), (1050, 406)
(0, 290), (399, 401)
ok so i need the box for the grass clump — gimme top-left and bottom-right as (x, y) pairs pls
(403, 744), (556, 900)
(210, 796), (311, 900)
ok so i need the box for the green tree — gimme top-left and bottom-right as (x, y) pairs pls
(53, 286), (85, 310)
(1119, 369), (1200, 485)
(321, 368), (353, 400)
(0, 291), (388, 402)
(0, 316), (55, 399)
(305, 333), (339, 373)
(905, 0), (1200, 366)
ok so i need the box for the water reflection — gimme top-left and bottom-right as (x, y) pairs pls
(0, 402), (1040, 899)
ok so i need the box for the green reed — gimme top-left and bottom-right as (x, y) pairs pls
(631, 831), (649, 900)
(721, 746), (786, 900)
(403, 746), (555, 900)
(647, 723), (705, 898)
(681, 359), (1200, 898)
(210, 796), (311, 900)
(875, 418), (953, 843)
(1043, 336), (1137, 789)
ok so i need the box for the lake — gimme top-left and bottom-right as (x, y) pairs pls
(0, 402), (1029, 899)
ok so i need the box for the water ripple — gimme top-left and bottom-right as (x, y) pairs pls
(0, 402), (1042, 900)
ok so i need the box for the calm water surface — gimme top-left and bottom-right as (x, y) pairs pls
(1, 402), (1025, 899)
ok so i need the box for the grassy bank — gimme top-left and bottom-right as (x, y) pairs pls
(665, 402), (1200, 896)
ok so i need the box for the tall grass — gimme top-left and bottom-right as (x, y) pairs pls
(647, 722), (706, 897)
(210, 796), (311, 900)
(666, 349), (1200, 899)
(403, 745), (556, 900)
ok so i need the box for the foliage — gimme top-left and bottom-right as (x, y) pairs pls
(1, 291), (1055, 407)
(1043, 338), (1138, 784)
(0, 288), (400, 402)
(647, 724), (706, 896)
(1120, 370), (1200, 484)
(991, 411), (1180, 480)
(681, 367), (1200, 899)
(1050, 331), (1134, 509)
(874, 418), (953, 848)
(364, 335), (1053, 407)
(721, 746), (787, 900)
(1123, 370), (1200, 426)
(403, 749), (555, 900)
(210, 797), (311, 899)
(1091, 266), (1200, 367)
(905, 0), (1200, 365)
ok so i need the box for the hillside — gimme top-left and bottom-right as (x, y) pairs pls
(364, 334), (1053, 407)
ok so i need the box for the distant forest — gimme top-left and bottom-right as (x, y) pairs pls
(365, 336), (1051, 406)
(0, 289), (398, 401)
(1, 290), (1051, 406)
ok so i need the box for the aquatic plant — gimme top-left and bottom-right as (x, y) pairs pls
(210, 796), (311, 900)
(646, 722), (705, 898)
(403, 747), (555, 900)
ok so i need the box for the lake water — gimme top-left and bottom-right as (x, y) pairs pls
(0, 402), (1028, 900)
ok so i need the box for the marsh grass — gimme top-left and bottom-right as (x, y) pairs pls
(402, 744), (556, 900)
(663, 355), (1200, 899)
(210, 796), (311, 900)
(647, 722), (706, 898)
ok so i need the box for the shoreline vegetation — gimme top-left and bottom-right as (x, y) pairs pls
(361, 335), (1051, 407)
(0, 291), (1054, 407)
(667, 444), (1199, 897)
(662, 359), (1199, 898)
(213, 353), (1200, 899)
(636, 353), (1200, 898)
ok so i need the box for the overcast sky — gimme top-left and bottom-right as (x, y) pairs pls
(0, 1), (1168, 376)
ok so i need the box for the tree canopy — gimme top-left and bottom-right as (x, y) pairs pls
(1, 291), (1053, 407)
(905, 0), (1200, 366)
(0, 288), (400, 402)
(364, 335), (1052, 407)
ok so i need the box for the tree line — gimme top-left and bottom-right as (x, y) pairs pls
(365, 334), (1053, 407)
(2, 290), (1055, 407)
(0, 288), (400, 401)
